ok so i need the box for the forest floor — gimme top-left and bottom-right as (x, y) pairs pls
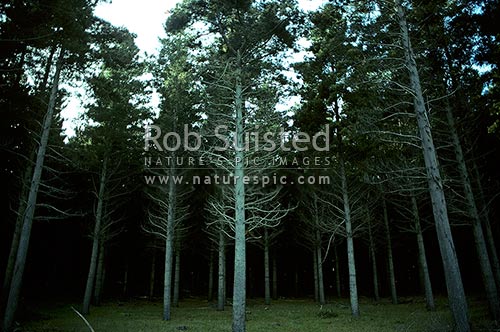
(17, 296), (495, 332)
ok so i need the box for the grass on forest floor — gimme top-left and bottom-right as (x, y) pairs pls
(18, 296), (495, 332)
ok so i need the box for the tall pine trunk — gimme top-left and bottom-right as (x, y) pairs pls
(82, 157), (108, 315)
(38, 45), (56, 92)
(341, 160), (359, 316)
(272, 253), (278, 300)
(2, 48), (64, 332)
(2, 163), (31, 305)
(471, 160), (500, 289)
(316, 231), (326, 305)
(445, 105), (499, 319)
(395, 2), (469, 330)
(2, 210), (23, 308)
(313, 248), (319, 302)
(173, 245), (181, 308)
(122, 264), (129, 298)
(217, 227), (226, 311)
(367, 215), (380, 302)
(232, 51), (246, 332)
(334, 95), (359, 316)
(481, 211), (500, 291)
(382, 198), (397, 304)
(163, 161), (177, 320)
(149, 249), (156, 300)
(93, 239), (105, 306)
(294, 265), (299, 297)
(208, 249), (214, 302)
(264, 229), (271, 305)
(334, 246), (341, 298)
(411, 196), (435, 311)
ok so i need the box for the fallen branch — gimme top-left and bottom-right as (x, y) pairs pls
(70, 306), (95, 332)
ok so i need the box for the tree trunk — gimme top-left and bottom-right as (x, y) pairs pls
(2, 162), (31, 306)
(2, 44), (53, 308)
(340, 159), (359, 317)
(272, 253), (278, 300)
(100, 266), (106, 302)
(316, 244), (326, 305)
(316, 230), (326, 305)
(217, 227), (226, 311)
(334, 245), (341, 298)
(291, 263), (298, 297)
(223, 254), (227, 304)
(395, 2), (469, 331)
(411, 196), (435, 311)
(481, 212), (500, 292)
(93, 239), (105, 306)
(264, 229), (271, 305)
(232, 51), (246, 332)
(38, 45), (56, 92)
(173, 246), (181, 307)
(122, 265), (129, 298)
(163, 161), (177, 320)
(248, 267), (254, 299)
(149, 249), (156, 300)
(367, 215), (380, 302)
(2, 48), (64, 332)
(313, 249), (319, 302)
(82, 157), (108, 315)
(208, 249), (214, 302)
(445, 105), (500, 319)
(484, 219), (500, 284)
(2, 210), (23, 309)
(333, 94), (359, 316)
(382, 198), (397, 305)
(471, 159), (500, 290)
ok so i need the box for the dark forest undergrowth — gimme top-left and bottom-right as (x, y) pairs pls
(16, 296), (496, 332)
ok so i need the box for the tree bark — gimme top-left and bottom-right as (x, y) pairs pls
(294, 265), (299, 297)
(382, 198), (397, 304)
(395, 2), (470, 331)
(2, 162), (31, 306)
(122, 264), (129, 298)
(411, 196), (435, 311)
(217, 227), (226, 311)
(367, 215), (380, 302)
(334, 245), (341, 298)
(208, 249), (214, 302)
(313, 249), (319, 302)
(232, 50), (246, 332)
(316, 231), (326, 305)
(82, 157), (108, 315)
(2, 43), (54, 306)
(2, 48), (64, 332)
(2, 212), (23, 309)
(472, 159), (500, 289)
(333, 93), (359, 316)
(272, 253), (278, 300)
(149, 249), (156, 300)
(264, 229), (271, 305)
(481, 210), (500, 291)
(173, 244), (181, 307)
(38, 45), (56, 92)
(93, 239), (105, 306)
(445, 105), (500, 319)
(340, 159), (359, 317)
(163, 161), (177, 320)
